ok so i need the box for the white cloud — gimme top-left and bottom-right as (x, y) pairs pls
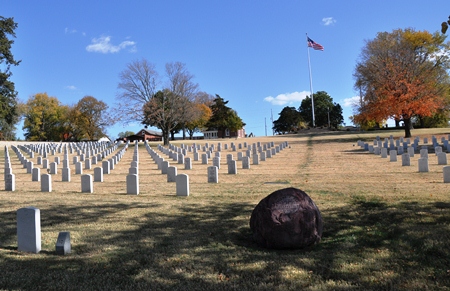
(86, 35), (136, 54)
(65, 85), (77, 90)
(343, 96), (360, 107)
(322, 17), (336, 26)
(65, 27), (77, 34)
(264, 91), (309, 106)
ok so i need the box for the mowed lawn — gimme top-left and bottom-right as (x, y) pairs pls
(0, 129), (449, 290)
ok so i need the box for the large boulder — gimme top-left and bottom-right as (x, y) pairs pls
(250, 187), (323, 249)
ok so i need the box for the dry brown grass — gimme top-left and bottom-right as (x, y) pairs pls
(0, 128), (449, 290)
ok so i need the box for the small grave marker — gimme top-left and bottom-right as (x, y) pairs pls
(55, 232), (71, 255)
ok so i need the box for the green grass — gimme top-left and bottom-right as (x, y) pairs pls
(0, 130), (449, 290)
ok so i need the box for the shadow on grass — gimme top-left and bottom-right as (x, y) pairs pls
(0, 198), (449, 290)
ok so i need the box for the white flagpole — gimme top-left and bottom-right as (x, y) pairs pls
(306, 33), (316, 127)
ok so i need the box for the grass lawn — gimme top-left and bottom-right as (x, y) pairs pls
(0, 128), (449, 290)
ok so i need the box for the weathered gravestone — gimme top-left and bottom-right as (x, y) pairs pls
(55, 231), (71, 255)
(207, 166), (218, 183)
(250, 187), (323, 249)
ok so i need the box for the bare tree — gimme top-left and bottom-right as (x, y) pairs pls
(165, 62), (199, 139)
(116, 58), (159, 124)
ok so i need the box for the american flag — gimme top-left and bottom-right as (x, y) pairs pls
(307, 37), (324, 51)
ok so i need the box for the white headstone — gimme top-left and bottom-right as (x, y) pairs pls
(253, 153), (260, 164)
(443, 166), (450, 183)
(213, 157), (220, 169)
(94, 167), (103, 182)
(126, 174), (139, 195)
(5, 173), (15, 191)
(85, 159), (92, 170)
(26, 161), (33, 174)
(184, 157), (192, 170)
(202, 153), (208, 164)
(17, 207), (41, 253)
(389, 150), (397, 162)
(32, 168), (41, 181)
(128, 167), (137, 176)
(102, 161), (110, 174)
(260, 151), (266, 161)
(167, 166), (177, 182)
(242, 157), (250, 169)
(418, 158), (429, 172)
(62, 167), (71, 182)
(41, 174), (52, 192)
(49, 162), (57, 174)
(81, 174), (93, 193)
(176, 174), (189, 196)
(75, 162), (83, 175)
(420, 148), (428, 159)
(228, 160), (237, 174)
(401, 153), (410, 166)
(161, 161), (170, 174)
(437, 152), (448, 165)
(207, 166), (218, 183)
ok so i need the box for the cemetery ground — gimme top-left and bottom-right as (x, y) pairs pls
(0, 128), (449, 290)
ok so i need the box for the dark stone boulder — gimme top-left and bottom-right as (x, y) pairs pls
(250, 187), (323, 249)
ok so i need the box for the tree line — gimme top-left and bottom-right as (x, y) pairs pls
(273, 91), (344, 134)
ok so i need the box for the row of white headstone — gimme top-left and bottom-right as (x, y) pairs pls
(4, 141), (127, 192)
(4, 139), (289, 195)
(358, 135), (450, 182)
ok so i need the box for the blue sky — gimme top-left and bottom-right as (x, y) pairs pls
(3, 1), (449, 139)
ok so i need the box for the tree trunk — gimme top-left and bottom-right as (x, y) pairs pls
(404, 118), (412, 138)
(163, 131), (170, 146)
(395, 119), (400, 127)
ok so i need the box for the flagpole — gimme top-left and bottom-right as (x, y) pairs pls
(306, 33), (316, 127)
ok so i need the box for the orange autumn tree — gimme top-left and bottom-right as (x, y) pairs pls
(353, 28), (450, 137)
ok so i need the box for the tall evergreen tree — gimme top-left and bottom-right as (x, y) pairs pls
(206, 95), (244, 137)
(0, 16), (20, 139)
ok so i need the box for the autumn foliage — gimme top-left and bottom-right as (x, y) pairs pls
(353, 29), (450, 137)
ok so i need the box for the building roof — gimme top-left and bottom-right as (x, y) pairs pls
(139, 128), (162, 136)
